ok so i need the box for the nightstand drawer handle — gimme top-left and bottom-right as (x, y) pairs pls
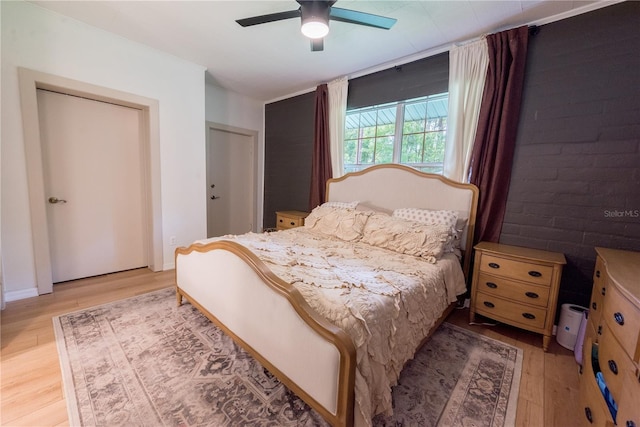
(596, 270), (601, 278)
(485, 282), (498, 289)
(525, 292), (539, 299)
(483, 301), (495, 308)
(290, 221), (295, 226)
(279, 219), (283, 223)
(608, 359), (618, 375)
(522, 312), (536, 320)
(528, 270), (542, 277)
(614, 312), (625, 326)
(488, 262), (500, 269)
(585, 407), (593, 424)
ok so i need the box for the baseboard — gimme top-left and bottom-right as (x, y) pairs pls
(5, 287), (39, 302)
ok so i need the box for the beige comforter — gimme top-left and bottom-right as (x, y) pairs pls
(199, 227), (466, 425)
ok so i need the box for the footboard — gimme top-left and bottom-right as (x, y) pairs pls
(175, 240), (356, 427)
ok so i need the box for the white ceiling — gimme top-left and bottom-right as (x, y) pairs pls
(29, 1), (618, 102)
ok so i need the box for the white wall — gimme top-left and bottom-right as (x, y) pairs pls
(204, 83), (265, 229)
(1, 1), (206, 300)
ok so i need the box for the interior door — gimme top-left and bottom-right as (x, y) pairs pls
(206, 127), (254, 238)
(37, 89), (147, 283)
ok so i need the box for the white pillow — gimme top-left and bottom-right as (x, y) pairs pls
(304, 205), (369, 241)
(360, 213), (449, 263)
(392, 208), (464, 253)
(321, 201), (360, 209)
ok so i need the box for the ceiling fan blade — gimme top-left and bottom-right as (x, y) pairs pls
(310, 38), (324, 52)
(329, 7), (397, 29)
(236, 9), (300, 27)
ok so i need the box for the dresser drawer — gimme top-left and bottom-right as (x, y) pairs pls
(598, 322), (632, 399)
(579, 339), (615, 427)
(474, 292), (547, 330)
(276, 211), (307, 230)
(616, 367), (640, 427)
(479, 254), (554, 286)
(589, 257), (607, 327)
(477, 272), (550, 307)
(603, 283), (640, 361)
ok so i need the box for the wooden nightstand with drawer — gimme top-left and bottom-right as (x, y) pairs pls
(276, 210), (308, 231)
(469, 241), (566, 351)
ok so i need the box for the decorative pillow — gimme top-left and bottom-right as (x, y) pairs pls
(360, 213), (449, 263)
(392, 208), (462, 253)
(321, 201), (360, 209)
(304, 205), (370, 241)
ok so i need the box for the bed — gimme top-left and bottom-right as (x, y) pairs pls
(175, 164), (479, 427)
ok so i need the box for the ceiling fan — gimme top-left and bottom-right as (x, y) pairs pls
(236, 0), (397, 52)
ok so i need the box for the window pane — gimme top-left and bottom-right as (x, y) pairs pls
(344, 139), (357, 164)
(360, 138), (375, 164)
(344, 127), (359, 140)
(424, 131), (446, 162)
(401, 133), (424, 163)
(361, 125), (376, 139)
(375, 136), (394, 163)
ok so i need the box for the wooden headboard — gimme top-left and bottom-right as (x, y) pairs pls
(325, 164), (479, 279)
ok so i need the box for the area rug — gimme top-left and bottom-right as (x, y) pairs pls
(53, 288), (522, 427)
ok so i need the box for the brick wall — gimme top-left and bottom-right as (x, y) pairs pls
(501, 1), (640, 313)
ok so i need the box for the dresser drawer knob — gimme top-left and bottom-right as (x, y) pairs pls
(608, 360), (618, 375)
(601, 287), (606, 296)
(597, 325), (602, 335)
(626, 421), (636, 427)
(525, 292), (539, 299)
(596, 270), (601, 278)
(483, 301), (495, 308)
(592, 302), (597, 310)
(528, 270), (542, 277)
(522, 312), (536, 320)
(488, 262), (500, 269)
(485, 282), (498, 289)
(614, 312), (625, 326)
(585, 407), (593, 424)
(290, 221), (295, 226)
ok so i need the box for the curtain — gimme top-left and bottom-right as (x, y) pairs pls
(443, 39), (489, 183)
(309, 84), (332, 210)
(469, 26), (529, 243)
(328, 76), (348, 178)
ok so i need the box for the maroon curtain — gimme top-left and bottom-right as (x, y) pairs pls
(309, 84), (333, 210)
(469, 26), (529, 243)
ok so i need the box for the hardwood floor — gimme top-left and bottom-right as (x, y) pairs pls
(1, 268), (580, 426)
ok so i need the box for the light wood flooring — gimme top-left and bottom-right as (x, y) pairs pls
(1, 268), (580, 426)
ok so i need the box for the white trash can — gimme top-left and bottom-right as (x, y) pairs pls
(557, 304), (588, 350)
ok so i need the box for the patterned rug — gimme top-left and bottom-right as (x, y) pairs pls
(53, 288), (522, 427)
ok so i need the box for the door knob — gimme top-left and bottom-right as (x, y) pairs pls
(48, 197), (67, 204)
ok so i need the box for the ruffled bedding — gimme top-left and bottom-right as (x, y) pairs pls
(198, 225), (466, 425)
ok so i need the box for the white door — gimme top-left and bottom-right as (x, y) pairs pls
(207, 128), (254, 238)
(37, 89), (147, 283)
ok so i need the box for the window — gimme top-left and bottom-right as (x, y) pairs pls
(344, 93), (448, 174)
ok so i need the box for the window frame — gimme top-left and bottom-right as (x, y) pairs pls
(343, 93), (448, 174)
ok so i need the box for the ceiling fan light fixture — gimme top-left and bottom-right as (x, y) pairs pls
(301, 19), (329, 39)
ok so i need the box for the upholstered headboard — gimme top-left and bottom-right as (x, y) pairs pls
(325, 164), (479, 279)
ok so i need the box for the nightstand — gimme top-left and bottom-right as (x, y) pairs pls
(469, 241), (566, 351)
(276, 210), (308, 231)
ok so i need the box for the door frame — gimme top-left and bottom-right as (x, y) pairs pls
(205, 122), (259, 234)
(18, 67), (163, 295)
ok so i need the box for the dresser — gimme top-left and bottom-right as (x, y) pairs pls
(275, 210), (308, 231)
(469, 242), (566, 351)
(578, 247), (640, 427)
